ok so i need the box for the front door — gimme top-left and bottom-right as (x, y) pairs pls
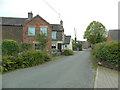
(58, 43), (62, 52)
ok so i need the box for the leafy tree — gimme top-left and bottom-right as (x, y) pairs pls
(84, 21), (107, 44)
(35, 33), (49, 51)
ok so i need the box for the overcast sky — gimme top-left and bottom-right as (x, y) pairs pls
(0, 0), (119, 41)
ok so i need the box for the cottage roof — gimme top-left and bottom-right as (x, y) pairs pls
(64, 35), (71, 44)
(51, 24), (64, 31)
(0, 17), (27, 26)
(0, 15), (50, 26)
(109, 29), (120, 41)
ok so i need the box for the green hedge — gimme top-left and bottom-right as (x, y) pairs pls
(62, 49), (74, 56)
(2, 51), (51, 72)
(92, 41), (120, 63)
(20, 42), (32, 52)
(73, 43), (82, 51)
(2, 40), (19, 56)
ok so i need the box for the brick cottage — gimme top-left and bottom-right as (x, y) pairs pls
(1, 12), (72, 52)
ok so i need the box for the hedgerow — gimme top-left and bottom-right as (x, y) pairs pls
(2, 51), (51, 72)
(92, 41), (120, 63)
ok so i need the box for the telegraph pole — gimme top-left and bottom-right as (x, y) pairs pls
(74, 28), (77, 43)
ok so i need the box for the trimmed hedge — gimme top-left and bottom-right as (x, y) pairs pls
(2, 51), (51, 72)
(62, 49), (74, 56)
(92, 41), (120, 63)
(2, 40), (19, 56)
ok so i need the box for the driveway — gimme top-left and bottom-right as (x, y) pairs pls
(2, 49), (96, 88)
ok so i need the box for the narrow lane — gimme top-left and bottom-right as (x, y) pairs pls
(3, 50), (96, 88)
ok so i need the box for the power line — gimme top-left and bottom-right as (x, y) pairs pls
(42, 0), (62, 19)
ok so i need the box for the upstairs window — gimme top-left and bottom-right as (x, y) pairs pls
(28, 27), (35, 36)
(52, 32), (56, 39)
(40, 27), (47, 35)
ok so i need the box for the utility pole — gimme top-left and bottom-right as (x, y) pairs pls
(74, 28), (77, 43)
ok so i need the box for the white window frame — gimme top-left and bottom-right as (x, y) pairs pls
(52, 32), (57, 39)
(28, 26), (35, 36)
(40, 26), (48, 35)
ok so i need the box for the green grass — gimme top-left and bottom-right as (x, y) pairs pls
(52, 56), (61, 61)
(92, 56), (98, 68)
(90, 51), (98, 69)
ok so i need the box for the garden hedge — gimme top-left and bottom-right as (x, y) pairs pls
(92, 41), (119, 63)
(2, 40), (19, 56)
(92, 41), (120, 71)
(62, 49), (74, 56)
(2, 51), (51, 72)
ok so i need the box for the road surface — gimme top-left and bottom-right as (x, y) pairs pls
(2, 49), (96, 88)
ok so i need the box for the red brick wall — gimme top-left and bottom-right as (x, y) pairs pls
(23, 15), (52, 51)
(2, 25), (23, 43)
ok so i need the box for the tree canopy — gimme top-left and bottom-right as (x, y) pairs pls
(84, 21), (107, 44)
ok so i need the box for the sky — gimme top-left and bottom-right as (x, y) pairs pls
(0, 0), (119, 41)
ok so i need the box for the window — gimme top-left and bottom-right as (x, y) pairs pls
(35, 43), (40, 50)
(52, 43), (56, 49)
(40, 27), (47, 35)
(65, 45), (67, 48)
(28, 27), (35, 36)
(52, 32), (56, 39)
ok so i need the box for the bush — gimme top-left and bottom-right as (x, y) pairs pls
(43, 53), (51, 62)
(73, 43), (82, 51)
(19, 51), (45, 67)
(20, 42), (32, 52)
(2, 56), (18, 72)
(2, 40), (19, 56)
(62, 49), (74, 56)
(92, 41), (120, 63)
(2, 51), (51, 72)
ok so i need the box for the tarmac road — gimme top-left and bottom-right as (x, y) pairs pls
(2, 49), (96, 88)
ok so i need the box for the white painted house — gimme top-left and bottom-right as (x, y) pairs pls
(63, 35), (73, 50)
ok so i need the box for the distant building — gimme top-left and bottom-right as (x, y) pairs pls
(80, 41), (91, 49)
(63, 35), (72, 50)
(107, 29), (120, 41)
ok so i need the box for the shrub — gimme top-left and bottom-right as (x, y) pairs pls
(2, 51), (51, 72)
(2, 40), (19, 56)
(43, 53), (51, 62)
(18, 51), (45, 67)
(73, 43), (82, 51)
(62, 49), (74, 56)
(2, 56), (18, 72)
(20, 42), (32, 52)
(77, 43), (82, 51)
(92, 41), (120, 63)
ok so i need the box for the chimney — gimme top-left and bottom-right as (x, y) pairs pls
(60, 20), (63, 26)
(28, 12), (33, 20)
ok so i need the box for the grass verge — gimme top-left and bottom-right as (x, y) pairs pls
(52, 56), (61, 61)
(90, 51), (98, 69)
